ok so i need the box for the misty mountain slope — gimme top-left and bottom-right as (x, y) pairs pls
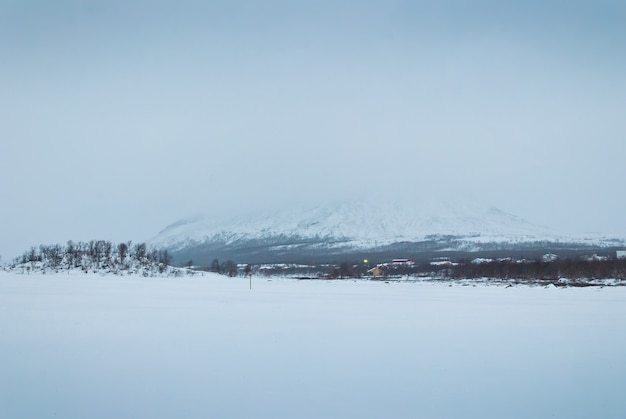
(149, 198), (581, 259)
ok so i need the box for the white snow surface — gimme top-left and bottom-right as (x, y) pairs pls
(149, 198), (601, 251)
(2, 271), (626, 419)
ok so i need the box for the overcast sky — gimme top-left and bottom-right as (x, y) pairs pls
(1, 0), (625, 260)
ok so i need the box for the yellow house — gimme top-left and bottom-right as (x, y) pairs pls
(368, 266), (385, 277)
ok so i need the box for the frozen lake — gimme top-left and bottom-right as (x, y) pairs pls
(1, 272), (625, 418)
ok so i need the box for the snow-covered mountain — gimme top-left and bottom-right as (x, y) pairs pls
(153, 199), (548, 249)
(149, 198), (624, 264)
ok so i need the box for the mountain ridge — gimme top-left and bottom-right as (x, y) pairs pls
(148, 198), (625, 265)
(151, 198), (559, 251)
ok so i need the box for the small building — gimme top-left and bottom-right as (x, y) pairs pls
(367, 266), (386, 277)
(471, 258), (493, 264)
(542, 254), (558, 262)
(391, 258), (416, 266)
(584, 254), (608, 262)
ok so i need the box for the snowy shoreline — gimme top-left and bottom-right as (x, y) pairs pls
(2, 268), (625, 289)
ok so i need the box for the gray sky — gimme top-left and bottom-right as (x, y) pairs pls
(1, 0), (625, 260)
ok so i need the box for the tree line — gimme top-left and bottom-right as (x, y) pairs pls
(202, 259), (242, 277)
(278, 256), (626, 281)
(446, 257), (626, 281)
(10, 240), (174, 274)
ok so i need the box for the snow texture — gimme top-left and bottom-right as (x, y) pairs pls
(2, 271), (626, 419)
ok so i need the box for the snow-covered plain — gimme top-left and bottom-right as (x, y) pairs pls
(1, 271), (626, 419)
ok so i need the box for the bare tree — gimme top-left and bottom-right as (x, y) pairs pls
(210, 259), (221, 273)
(133, 243), (147, 261)
(222, 260), (238, 277)
(117, 242), (128, 263)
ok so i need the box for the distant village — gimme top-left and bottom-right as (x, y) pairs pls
(221, 249), (626, 283)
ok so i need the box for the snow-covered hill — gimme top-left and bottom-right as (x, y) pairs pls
(152, 199), (547, 248)
(149, 198), (624, 264)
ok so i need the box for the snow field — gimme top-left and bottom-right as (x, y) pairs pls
(1, 272), (625, 418)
